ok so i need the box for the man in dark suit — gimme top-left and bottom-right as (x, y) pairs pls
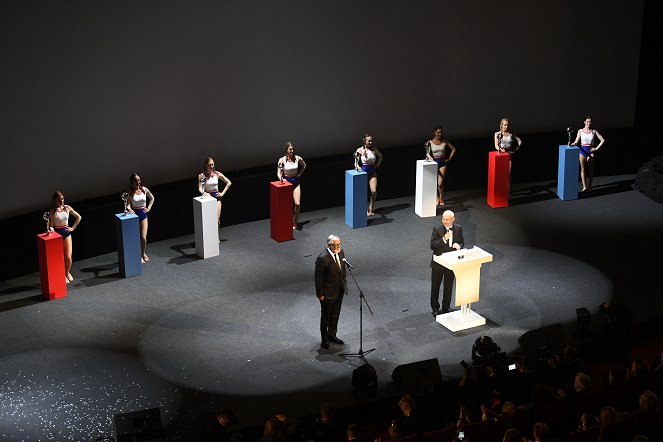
(315, 234), (347, 349)
(430, 210), (464, 316)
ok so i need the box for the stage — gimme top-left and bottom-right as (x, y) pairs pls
(1, 174), (662, 441)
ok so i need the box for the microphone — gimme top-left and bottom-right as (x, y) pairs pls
(342, 258), (354, 269)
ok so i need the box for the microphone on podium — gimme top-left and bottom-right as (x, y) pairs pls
(342, 258), (354, 269)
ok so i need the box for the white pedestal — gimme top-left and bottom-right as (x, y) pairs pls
(415, 160), (438, 217)
(193, 196), (219, 259)
(433, 247), (493, 332)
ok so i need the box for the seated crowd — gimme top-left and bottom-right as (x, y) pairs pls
(209, 338), (663, 442)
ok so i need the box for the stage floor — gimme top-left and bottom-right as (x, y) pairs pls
(1, 174), (662, 441)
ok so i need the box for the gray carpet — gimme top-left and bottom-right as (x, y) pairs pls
(1, 174), (662, 441)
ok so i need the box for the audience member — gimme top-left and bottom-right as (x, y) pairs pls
(346, 424), (368, 442)
(607, 366), (626, 386)
(627, 358), (651, 380)
(573, 372), (592, 394)
(502, 427), (522, 442)
(257, 417), (285, 442)
(216, 406), (238, 430)
(313, 402), (344, 442)
(635, 390), (660, 415)
(395, 394), (428, 438)
(531, 422), (550, 442)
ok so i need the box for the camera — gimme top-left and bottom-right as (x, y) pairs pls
(457, 430), (465, 440)
(460, 360), (472, 370)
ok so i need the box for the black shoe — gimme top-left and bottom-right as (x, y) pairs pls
(432, 309), (440, 317)
(329, 337), (344, 345)
(321, 340), (330, 349)
(442, 308), (457, 314)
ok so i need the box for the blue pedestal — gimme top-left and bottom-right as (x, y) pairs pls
(115, 213), (142, 278)
(345, 170), (367, 228)
(557, 145), (580, 200)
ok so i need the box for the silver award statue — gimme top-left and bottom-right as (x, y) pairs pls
(278, 162), (284, 183)
(43, 211), (50, 234)
(200, 175), (207, 198)
(121, 192), (129, 213)
(566, 127), (573, 146)
(424, 141), (431, 161)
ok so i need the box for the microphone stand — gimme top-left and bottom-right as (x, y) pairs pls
(340, 264), (375, 361)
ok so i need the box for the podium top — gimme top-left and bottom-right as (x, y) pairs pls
(433, 246), (493, 270)
(37, 231), (63, 241)
(559, 144), (580, 151)
(416, 159), (439, 167)
(115, 212), (138, 220)
(345, 169), (367, 176)
(193, 195), (219, 203)
(270, 180), (293, 188)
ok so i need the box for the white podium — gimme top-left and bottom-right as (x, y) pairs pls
(415, 160), (438, 217)
(433, 246), (493, 332)
(193, 196), (219, 259)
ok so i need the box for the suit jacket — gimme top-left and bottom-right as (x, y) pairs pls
(430, 223), (464, 270)
(315, 249), (347, 300)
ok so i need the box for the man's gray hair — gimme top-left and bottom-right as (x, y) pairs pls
(327, 234), (340, 245)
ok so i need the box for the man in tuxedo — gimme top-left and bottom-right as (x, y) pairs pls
(430, 210), (464, 316)
(315, 234), (347, 349)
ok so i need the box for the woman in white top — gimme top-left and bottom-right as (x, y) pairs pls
(47, 191), (82, 284)
(125, 173), (155, 263)
(277, 142), (307, 229)
(494, 118), (523, 196)
(198, 157), (232, 226)
(354, 133), (383, 216)
(425, 126), (457, 206)
(571, 115), (606, 192)
(494, 117), (523, 174)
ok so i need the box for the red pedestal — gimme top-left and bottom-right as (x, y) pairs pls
(270, 180), (294, 242)
(487, 151), (510, 208)
(37, 232), (67, 300)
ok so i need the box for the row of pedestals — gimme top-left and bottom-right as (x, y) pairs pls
(414, 145), (583, 216)
(37, 147), (581, 301)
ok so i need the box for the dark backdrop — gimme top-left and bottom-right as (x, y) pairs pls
(2, 0), (658, 281)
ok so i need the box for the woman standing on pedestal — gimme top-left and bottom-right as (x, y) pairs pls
(425, 126), (457, 206)
(198, 157), (232, 227)
(277, 142), (307, 229)
(47, 191), (82, 284)
(571, 115), (606, 193)
(354, 133), (383, 216)
(125, 173), (155, 263)
(494, 117), (523, 175)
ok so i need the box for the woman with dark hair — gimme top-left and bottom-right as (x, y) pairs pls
(47, 191), (82, 283)
(125, 174), (154, 263)
(198, 157), (232, 226)
(354, 133), (383, 216)
(571, 115), (606, 192)
(277, 142), (307, 229)
(425, 126), (457, 206)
